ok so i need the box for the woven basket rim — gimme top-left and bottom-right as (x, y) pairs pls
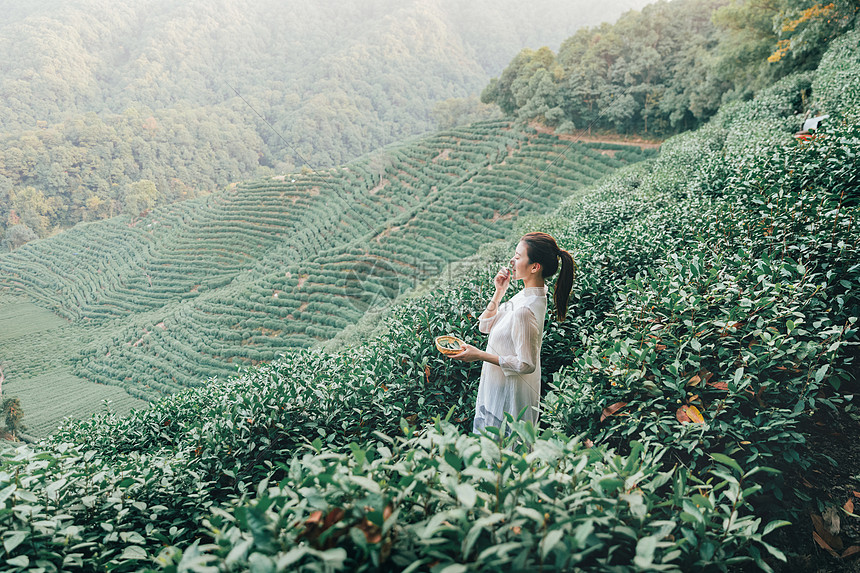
(435, 335), (464, 355)
(435, 334), (464, 342)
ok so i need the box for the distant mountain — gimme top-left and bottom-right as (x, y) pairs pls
(0, 0), (653, 247)
(0, 0), (654, 130)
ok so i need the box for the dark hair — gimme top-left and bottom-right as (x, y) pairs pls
(521, 232), (575, 321)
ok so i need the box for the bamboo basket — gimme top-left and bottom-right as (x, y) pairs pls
(435, 335), (465, 356)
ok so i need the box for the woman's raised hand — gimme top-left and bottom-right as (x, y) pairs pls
(450, 343), (482, 362)
(494, 267), (511, 291)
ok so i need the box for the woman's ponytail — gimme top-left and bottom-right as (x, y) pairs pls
(553, 248), (575, 322)
(521, 232), (576, 322)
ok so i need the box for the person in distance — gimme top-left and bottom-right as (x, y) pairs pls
(450, 232), (575, 433)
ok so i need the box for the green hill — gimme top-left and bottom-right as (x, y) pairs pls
(0, 0), (858, 570)
(0, 25), (856, 570)
(0, 0), (652, 246)
(482, 0), (858, 136)
(0, 120), (656, 430)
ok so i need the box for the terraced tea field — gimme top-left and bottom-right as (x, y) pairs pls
(0, 294), (148, 436)
(0, 121), (657, 431)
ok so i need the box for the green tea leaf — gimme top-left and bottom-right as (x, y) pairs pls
(541, 529), (565, 559)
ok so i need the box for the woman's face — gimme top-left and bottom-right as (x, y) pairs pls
(510, 241), (536, 280)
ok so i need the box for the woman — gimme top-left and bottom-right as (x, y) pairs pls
(451, 232), (575, 433)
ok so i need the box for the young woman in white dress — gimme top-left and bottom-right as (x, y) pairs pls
(451, 232), (575, 433)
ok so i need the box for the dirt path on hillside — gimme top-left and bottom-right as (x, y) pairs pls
(529, 122), (663, 149)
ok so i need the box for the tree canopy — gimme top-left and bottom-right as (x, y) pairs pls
(482, 0), (858, 134)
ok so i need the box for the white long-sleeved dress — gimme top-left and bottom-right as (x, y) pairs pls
(473, 286), (548, 433)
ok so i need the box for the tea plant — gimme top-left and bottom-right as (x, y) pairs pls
(0, 122), (651, 409)
(155, 419), (788, 573)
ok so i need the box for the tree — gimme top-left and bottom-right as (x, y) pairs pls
(432, 96), (500, 129)
(516, 68), (565, 125)
(10, 186), (56, 236)
(601, 92), (637, 133)
(0, 175), (11, 227)
(708, 0), (859, 98)
(6, 223), (37, 250)
(122, 179), (159, 218)
(83, 194), (106, 220)
(491, 0), (730, 136)
(1, 396), (24, 439)
(768, 0), (859, 67)
(483, 47), (560, 116)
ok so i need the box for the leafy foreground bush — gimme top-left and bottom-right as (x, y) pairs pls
(811, 27), (860, 119)
(1, 27), (858, 573)
(544, 116), (860, 499)
(0, 419), (787, 572)
(148, 418), (786, 573)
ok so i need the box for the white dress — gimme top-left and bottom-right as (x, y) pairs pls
(473, 286), (548, 433)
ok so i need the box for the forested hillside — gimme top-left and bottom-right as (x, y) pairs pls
(0, 0), (651, 246)
(0, 0), (858, 570)
(0, 122), (655, 433)
(0, 16), (857, 570)
(482, 0), (858, 135)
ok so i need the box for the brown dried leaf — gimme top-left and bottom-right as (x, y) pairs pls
(841, 546), (860, 559)
(357, 518), (382, 544)
(814, 530), (841, 558)
(755, 386), (768, 408)
(324, 508), (346, 530)
(845, 499), (855, 515)
(676, 405), (704, 424)
(600, 402), (628, 422)
(812, 514), (844, 550)
(366, 530), (382, 544)
(686, 405), (704, 423)
(688, 374), (701, 387)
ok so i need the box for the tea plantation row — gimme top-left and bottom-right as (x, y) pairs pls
(1, 26), (857, 573)
(1, 121), (654, 405)
(0, 30), (857, 571)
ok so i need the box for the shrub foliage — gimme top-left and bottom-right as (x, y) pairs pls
(1, 25), (859, 573)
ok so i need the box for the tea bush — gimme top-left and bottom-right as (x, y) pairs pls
(0, 420), (787, 573)
(811, 27), (860, 119)
(543, 105), (860, 500)
(154, 419), (787, 573)
(2, 27), (859, 572)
